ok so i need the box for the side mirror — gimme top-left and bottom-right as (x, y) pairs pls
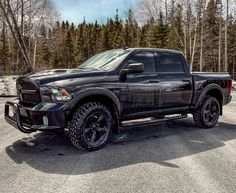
(121, 63), (144, 74)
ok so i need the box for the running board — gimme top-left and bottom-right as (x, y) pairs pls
(121, 114), (188, 128)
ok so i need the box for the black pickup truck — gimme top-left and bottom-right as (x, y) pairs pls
(5, 48), (232, 150)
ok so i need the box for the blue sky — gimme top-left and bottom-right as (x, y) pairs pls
(52, 0), (140, 24)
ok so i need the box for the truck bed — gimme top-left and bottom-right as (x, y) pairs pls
(191, 72), (232, 106)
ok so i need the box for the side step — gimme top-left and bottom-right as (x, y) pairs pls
(121, 114), (188, 128)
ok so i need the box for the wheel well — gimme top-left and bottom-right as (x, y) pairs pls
(70, 95), (120, 133)
(205, 89), (223, 115)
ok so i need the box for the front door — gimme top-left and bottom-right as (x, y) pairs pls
(119, 51), (161, 117)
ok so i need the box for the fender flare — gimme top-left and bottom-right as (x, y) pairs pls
(67, 87), (121, 116)
(194, 83), (224, 110)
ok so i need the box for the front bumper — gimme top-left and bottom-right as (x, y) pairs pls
(5, 100), (68, 133)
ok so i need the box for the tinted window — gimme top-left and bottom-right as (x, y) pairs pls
(127, 51), (155, 72)
(78, 49), (131, 71)
(159, 53), (184, 72)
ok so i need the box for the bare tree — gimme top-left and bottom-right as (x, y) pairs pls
(0, 0), (32, 71)
(217, 0), (222, 72)
(0, 0), (59, 72)
(139, 0), (162, 20)
(225, 0), (229, 72)
(195, 0), (207, 72)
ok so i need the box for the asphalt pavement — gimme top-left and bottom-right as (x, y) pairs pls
(0, 93), (236, 193)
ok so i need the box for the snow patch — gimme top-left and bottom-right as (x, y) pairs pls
(0, 76), (18, 96)
(233, 81), (236, 90)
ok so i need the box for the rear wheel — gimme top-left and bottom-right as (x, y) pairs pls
(193, 96), (220, 128)
(69, 102), (113, 151)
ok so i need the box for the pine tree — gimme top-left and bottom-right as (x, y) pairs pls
(37, 24), (50, 69)
(91, 21), (101, 54)
(111, 9), (124, 48)
(148, 13), (169, 48)
(74, 24), (85, 65)
(138, 24), (148, 47)
(124, 9), (139, 48)
(49, 21), (64, 68)
(65, 25), (75, 68)
(204, 0), (219, 71)
(167, 4), (184, 51)
(100, 24), (111, 51)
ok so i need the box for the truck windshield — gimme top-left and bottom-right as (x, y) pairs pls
(78, 50), (131, 71)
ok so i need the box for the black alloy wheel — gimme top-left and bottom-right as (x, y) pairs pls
(193, 96), (220, 128)
(203, 100), (219, 126)
(69, 102), (112, 151)
(83, 110), (110, 147)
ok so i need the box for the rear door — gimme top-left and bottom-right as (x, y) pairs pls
(157, 52), (192, 109)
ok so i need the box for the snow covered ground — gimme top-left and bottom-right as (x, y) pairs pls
(0, 76), (18, 96)
(233, 81), (236, 90)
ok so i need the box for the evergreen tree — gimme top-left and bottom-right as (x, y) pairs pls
(65, 25), (75, 68)
(148, 13), (169, 48)
(204, 0), (219, 71)
(74, 24), (85, 65)
(111, 9), (124, 48)
(124, 9), (139, 48)
(138, 24), (149, 47)
(49, 21), (64, 68)
(101, 24), (111, 51)
(167, 4), (184, 50)
(37, 25), (51, 69)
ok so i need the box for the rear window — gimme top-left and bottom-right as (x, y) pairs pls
(158, 53), (184, 73)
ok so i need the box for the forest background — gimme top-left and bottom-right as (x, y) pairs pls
(0, 0), (236, 79)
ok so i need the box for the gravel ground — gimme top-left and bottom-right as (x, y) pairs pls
(0, 93), (236, 193)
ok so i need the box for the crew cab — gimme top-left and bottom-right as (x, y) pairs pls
(5, 48), (232, 150)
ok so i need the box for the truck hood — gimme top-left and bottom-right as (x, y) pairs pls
(26, 68), (107, 86)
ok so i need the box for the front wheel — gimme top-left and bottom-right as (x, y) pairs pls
(69, 102), (113, 151)
(193, 96), (220, 128)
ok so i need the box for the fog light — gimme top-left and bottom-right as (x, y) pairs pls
(43, 116), (48, 126)
(9, 106), (16, 117)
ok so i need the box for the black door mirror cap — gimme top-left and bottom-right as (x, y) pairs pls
(121, 63), (144, 75)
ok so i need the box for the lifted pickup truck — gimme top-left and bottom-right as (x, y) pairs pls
(5, 48), (232, 150)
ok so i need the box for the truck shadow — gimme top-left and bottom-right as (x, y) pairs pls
(5, 118), (236, 175)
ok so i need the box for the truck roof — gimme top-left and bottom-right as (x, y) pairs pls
(125, 48), (184, 54)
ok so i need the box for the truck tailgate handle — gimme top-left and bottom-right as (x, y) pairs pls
(149, 80), (160, 83)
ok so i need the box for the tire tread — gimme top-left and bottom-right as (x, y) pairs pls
(69, 102), (112, 151)
(193, 96), (220, 128)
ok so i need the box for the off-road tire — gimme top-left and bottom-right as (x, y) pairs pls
(193, 96), (220, 128)
(69, 102), (113, 151)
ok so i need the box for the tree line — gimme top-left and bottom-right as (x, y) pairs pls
(0, 0), (236, 78)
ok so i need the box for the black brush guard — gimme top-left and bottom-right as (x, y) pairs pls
(5, 101), (33, 133)
(5, 101), (65, 133)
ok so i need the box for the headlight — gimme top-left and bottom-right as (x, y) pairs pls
(40, 87), (72, 102)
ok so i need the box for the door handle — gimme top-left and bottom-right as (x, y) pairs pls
(182, 79), (191, 82)
(149, 80), (160, 83)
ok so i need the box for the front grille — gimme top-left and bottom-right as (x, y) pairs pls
(16, 77), (42, 105)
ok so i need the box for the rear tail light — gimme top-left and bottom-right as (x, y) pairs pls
(229, 80), (233, 94)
